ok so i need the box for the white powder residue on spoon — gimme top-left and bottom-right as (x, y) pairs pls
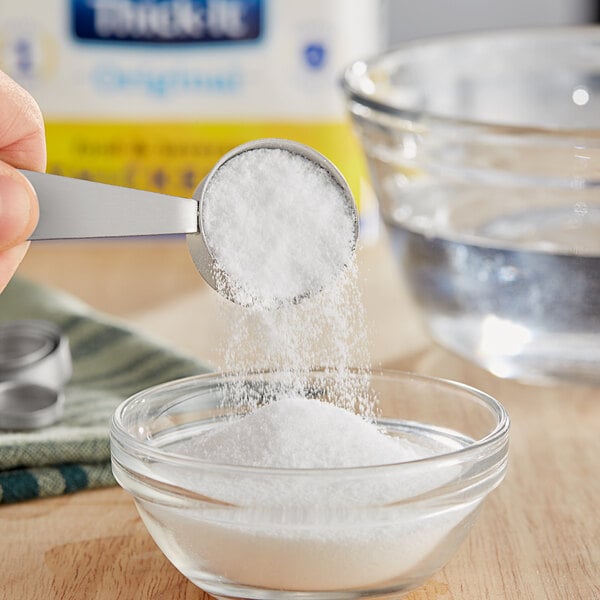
(202, 148), (356, 309)
(191, 395), (429, 469)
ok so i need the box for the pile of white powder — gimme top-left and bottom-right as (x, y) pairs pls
(146, 401), (466, 591)
(190, 395), (428, 468)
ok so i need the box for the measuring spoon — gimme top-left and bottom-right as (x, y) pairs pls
(25, 138), (358, 304)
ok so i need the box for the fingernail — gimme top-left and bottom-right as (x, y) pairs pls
(0, 174), (36, 247)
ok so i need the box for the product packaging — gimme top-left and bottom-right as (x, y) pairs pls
(0, 0), (381, 236)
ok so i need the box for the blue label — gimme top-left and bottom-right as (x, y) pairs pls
(72, 0), (262, 44)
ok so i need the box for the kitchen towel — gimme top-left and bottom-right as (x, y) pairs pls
(0, 277), (211, 503)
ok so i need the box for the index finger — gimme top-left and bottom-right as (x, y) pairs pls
(0, 70), (46, 172)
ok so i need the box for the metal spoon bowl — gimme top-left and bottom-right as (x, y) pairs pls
(187, 138), (358, 305)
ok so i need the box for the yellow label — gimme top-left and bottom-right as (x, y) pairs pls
(45, 121), (368, 209)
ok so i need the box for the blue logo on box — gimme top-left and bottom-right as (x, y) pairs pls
(72, 0), (262, 44)
(304, 43), (326, 70)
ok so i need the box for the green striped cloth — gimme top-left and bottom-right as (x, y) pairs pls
(0, 276), (211, 504)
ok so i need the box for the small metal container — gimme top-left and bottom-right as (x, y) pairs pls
(0, 381), (65, 430)
(0, 320), (72, 429)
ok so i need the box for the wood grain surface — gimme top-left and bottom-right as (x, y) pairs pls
(3, 237), (599, 600)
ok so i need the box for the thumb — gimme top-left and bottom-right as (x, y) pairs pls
(0, 160), (39, 250)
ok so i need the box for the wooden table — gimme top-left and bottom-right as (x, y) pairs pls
(3, 236), (599, 600)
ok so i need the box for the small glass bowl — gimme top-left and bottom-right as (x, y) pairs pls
(110, 370), (509, 599)
(343, 28), (600, 384)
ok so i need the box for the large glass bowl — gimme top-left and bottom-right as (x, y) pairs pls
(110, 369), (509, 599)
(343, 28), (600, 384)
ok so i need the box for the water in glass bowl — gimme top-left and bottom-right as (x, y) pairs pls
(385, 201), (600, 383)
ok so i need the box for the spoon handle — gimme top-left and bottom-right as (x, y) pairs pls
(23, 171), (199, 240)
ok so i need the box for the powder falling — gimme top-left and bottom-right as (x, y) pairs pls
(203, 145), (372, 417)
(217, 258), (372, 417)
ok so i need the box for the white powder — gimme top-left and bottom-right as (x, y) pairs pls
(204, 144), (372, 417)
(139, 143), (479, 593)
(190, 395), (428, 469)
(202, 148), (356, 308)
(140, 417), (471, 592)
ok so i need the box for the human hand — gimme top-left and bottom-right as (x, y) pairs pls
(0, 70), (45, 293)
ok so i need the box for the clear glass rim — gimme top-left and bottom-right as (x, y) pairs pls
(110, 368), (510, 476)
(342, 25), (600, 136)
